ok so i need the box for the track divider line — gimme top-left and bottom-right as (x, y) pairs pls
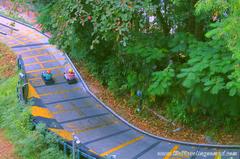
(132, 141), (161, 159)
(0, 31), (7, 35)
(22, 52), (62, 60)
(44, 96), (91, 105)
(34, 81), (68, 88)
(10, 33), (25, 38)
(25, 58), (65, 66)
(0, 22), (19, 31)
(30, 80), (44, 86)
(39, 87), (81, 97)
(84, 129), (132, 145)
(74, 120), (119, 134)
(99, 135), (144, 157)
(0, 32), (25, 46)
(26, 65), (64, 74)
(28, 72), (63, 81)
(33, 56), (44, 68)
(60, 113), (110, 124)
(16, 45), (55, 54)
(10, 37), (47, 45)
(11, 42), (49, 48)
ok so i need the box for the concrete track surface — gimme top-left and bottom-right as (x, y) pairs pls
(0, 15), (239, 159)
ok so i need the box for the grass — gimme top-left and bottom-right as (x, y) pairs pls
(0, 42), (66, 159)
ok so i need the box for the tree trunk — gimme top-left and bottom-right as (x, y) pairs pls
(156, 7), (170, 36)
(186, 0), (205, 40)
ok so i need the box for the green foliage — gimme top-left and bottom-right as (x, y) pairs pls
(166, 99), (189, 124)
(148, 66), (175, 96)
(178, 41), (233, 94)
(195, 0), (230, 15)
(0, 76), (65, 159)
(86, 0), (153, 46)
(36, 0), (240, 133)
(177, 40), (240, 127)
(196, 0), (240, 59)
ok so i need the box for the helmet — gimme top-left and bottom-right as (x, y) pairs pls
(69, 68), (73, 73)
(47, 70), (51, 74)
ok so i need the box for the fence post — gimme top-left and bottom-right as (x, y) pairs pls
(72, 138), (75, 159)
(64, 142), (67, 159)
(22, 83), (28, 102)
(77, 150), (80, 159)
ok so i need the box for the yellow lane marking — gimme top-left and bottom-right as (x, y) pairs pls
(17, 45), (54, 54)
(78, 121), (119, 133)
(52, 102), (85, 116)
(52, 108), (69, 115)
(12, 38), (47, 44)
(12, 34), (25, 38)
(13, 29), (34, 35)
(163, 145), (180, 159)
(70, 102), (85, 116)
(31, 80), (44, 86)
(63, 93), (69, 98)
(25, 58), (65, 66)
(89, 149), (98, 155)
(214, 151), (221, 159)
(26, 65), (64, 73)
(48, 128), (73, 141)
(39, 87), (81, 97)
(0, 28), (45, 47)
(0, 34), (25, 45)
(13, 34), (43, 40)
(28, 73), (63, 81)
(1, 36), (61, 60)
(7, 40), (23, 44)
(99, 136), (144, 157)
(33, 57), (44, 68)
(31, 106), (54, 119)
(22, 52), (62, 60)
(27, 83), (40, 99)
(6, 40), (19, 43)
(10, 40), (47, 47)
(1, 34), (45, 52)
(3, 34), (27, 44)
(31, 74), (39, 77)
(16, 37), (29, 41)
(9, 43), (25, 47)
(55, 104), (64, 109)
(20, 37), (47, 42)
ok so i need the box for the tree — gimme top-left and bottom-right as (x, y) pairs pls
(35, 0), (240, 132)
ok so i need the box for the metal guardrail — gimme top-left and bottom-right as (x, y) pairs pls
(1, 12), (239, 157)
(16, 55), (28, 102)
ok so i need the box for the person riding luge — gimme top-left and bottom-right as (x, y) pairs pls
(42, 70), (54, 85)
(64, 68), (77, 84)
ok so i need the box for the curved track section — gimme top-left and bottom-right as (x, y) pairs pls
(0, 15), (239, 159)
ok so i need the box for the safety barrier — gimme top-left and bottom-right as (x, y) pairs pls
(16, 51), (101, 159)
(16, 55), (28, 102)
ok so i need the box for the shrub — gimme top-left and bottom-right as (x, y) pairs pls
(0, 76), (65, 159)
